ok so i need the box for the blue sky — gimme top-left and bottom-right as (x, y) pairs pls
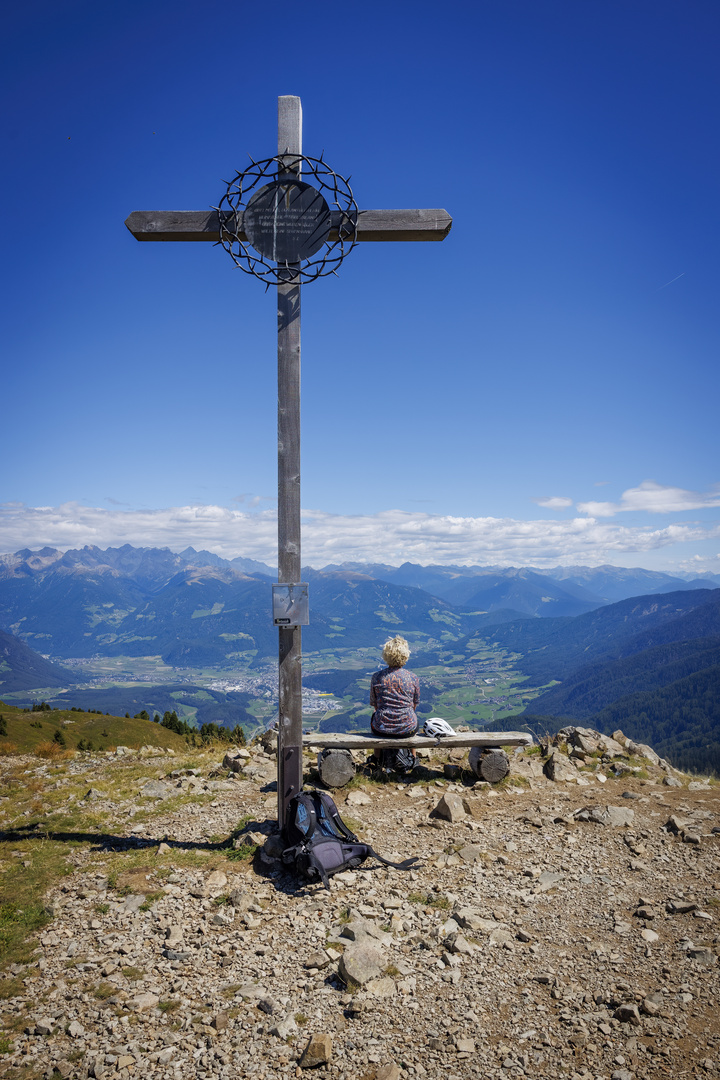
(2, 0), (719, 573)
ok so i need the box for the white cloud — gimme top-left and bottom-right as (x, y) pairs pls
(531, 496), (574, 510)
(675, 553), (720, 576)
(0, 500), (718, 569)
(577, 480), (720, 518)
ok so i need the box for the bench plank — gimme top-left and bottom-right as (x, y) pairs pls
(303, 731), (532, 751)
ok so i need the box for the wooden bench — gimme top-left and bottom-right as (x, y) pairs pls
(301, 730), (533, 787)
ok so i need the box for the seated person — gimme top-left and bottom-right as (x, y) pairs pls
(369, 636), (419, 765)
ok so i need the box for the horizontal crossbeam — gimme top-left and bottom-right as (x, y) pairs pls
(124, 208), (452, 243)
(302, 731), (532, 750)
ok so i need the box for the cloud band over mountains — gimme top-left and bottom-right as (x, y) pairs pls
(1, 499), (717, 569)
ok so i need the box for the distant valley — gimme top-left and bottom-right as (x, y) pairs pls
(0, 544), (718, 773)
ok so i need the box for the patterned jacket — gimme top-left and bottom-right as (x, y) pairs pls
(370, 666), (420, 735)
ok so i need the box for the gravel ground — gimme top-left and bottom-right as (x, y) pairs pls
(1, 739), (719, 1080)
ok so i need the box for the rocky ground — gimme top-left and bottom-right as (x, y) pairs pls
(0, 729), (719, 1080)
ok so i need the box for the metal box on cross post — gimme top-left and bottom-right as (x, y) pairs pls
(272, 583), (309, 626)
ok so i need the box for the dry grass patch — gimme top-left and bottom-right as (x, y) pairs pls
(114, 867), (156, 894)
(33, 742), (74, 761)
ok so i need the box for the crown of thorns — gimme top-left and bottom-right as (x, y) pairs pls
(215, 154), (358, 285)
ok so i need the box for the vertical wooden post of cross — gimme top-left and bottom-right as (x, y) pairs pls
(123, 96), (453, 828)
(276, 96), (303, 828)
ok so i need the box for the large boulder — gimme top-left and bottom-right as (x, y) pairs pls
(339, 942), (385, 986)
(588, 805), (635, 827)
(544, 750), (579, 782)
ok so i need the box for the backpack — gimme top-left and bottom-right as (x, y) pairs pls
(379, 746), (415, 774)
(282, 789), (419, 889)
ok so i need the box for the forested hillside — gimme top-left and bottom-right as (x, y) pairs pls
(0, 629), (74, 692)
(529, 637), (720, 718)
(488, 589), (720, 683)
(589, 665), (720, 775)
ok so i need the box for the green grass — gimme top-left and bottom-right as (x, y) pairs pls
(408, 891), (451, 909)
(0, 901), (50, 956)
(121, 966), (145, 981)
(225, 842), (258, 862)
(0, 831), (71, 971)
(340, 815), (364, 835)
(158, 999), (181, 1013)
(0, 702), (187, 755)
(138, 891), (165, 911)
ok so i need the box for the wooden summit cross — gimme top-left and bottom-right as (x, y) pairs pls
(125, 96), (452, 828)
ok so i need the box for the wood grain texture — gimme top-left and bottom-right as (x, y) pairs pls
(277, 279), (301, 584)
(277, 274), (303, 824)
(278, 95), (302, 164)
(347, 208), (453, 242)
(124, 210), (227, 241)
(301, 732), (532, 750)
(317, 749), (356, 788)
(124, 208), (452, 243)
(469, 747), (511, 782)
(278, 624), (303, 821)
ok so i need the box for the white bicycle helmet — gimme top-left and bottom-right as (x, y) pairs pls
(424, 717), (456, 739)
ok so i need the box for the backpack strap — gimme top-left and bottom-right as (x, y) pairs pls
(312, 790), (358, 842)
(286, 791), (318, 843)
(366, 847), (420, 872)
(328, 804), (358, 843)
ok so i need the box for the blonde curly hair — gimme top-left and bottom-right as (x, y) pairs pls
(382, 635), (411, 668)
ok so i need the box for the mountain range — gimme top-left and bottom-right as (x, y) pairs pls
(1, 544), (719, 773)
(0, 547), (488, 665)
(2, 545), (718, 660)
(323, 559), (719, 609)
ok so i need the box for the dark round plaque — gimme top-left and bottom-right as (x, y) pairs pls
(243, 179), (332, 263)
(217, 153), (358, 284)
